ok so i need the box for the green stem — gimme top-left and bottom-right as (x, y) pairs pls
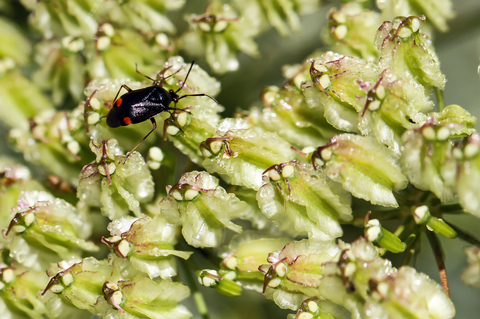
(435, 87), (445, 112)
(444, 222), (480, 246)
(437, 203), (465, 215)
(352, 209), (402, 225)
(402, 234), (417, 266)
(402, 225), (421, 266)
(177, 243), (211, 319)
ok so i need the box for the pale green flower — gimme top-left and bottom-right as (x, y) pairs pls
(312, 134), (408, 207)
(201, 118), (296, 190)
(322, 3), (382, 61)
(433, 104), (477, 138)
(259, 239), (339, 310)
(9, 105), (90, 184)
(220, 231), (291, 276)
(306, 52), (380, 132)
(77, 138), (154, 218)
(462, 246), (480, 288)
(0, 17), (31, 66)
(357, 68), (430, 153)
(97, 275), (191, 319)
(376, 16), (446, 91)
(401, 123), (456, 202)
(0, 267), (49, 319)
(455, 134), (480, 216)
(181, 1), (259, 74)
(43, 257), (113, 315)
(103, 215), (192, 279)
(160, 171), (245, 247)
(376, 0), (454, 32)
(0, 72), (52, 130)
(6, 191), (97, 270)
(256, 162), (352, 240)
(234, 0), (319, 37)
(0, 165), (45, 233)
(253, 84), (337, 148)
(318, 238), (455, 319)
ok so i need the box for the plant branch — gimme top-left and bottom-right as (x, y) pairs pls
(426, 231), (450, 297)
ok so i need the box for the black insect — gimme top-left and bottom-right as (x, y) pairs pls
(106, 60), (215, 159)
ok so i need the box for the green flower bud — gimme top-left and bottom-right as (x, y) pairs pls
(33, 41), (85, 105)
(365, 219), (406, 253)
(197, 269), (243, 296)
(166, 103), (222, 163)
(412, 206), (457, 238)
(259, 240), (339, 310)
(295, 297), (336, 319)
(0, 164), (45, 232)
(109, 0), (183, 35)
(257, 162), (352, 240)
(29, 0), (98, 38)
(8, 102), (94, 184)
(312, 134), (408, 207)
(235, 0), (318, 37)
(221, 231), (291, 277)
(89, 29), (164, 79)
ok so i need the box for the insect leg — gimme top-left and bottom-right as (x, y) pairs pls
(124, 118), (157, 163)
(112, 84), (133, 106)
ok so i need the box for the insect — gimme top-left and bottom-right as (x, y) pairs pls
(106, 60), (216, 159)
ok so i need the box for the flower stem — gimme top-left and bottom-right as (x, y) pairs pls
(443, 221), (480, 246)
(435, 87), (445, 112)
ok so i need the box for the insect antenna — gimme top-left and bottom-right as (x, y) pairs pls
(177, 93), (218, 104)
(174, 60), (218, 104)
(175, 60), (196, 93)
(135, 63), (155, 82)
